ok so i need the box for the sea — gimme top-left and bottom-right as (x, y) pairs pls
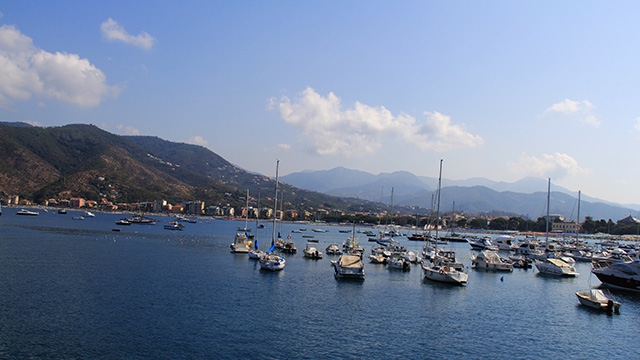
(0, 207), (637, 359)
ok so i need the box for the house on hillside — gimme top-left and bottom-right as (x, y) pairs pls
(617, 215), (640, 225)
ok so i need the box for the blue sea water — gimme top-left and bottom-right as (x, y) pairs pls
(0, 207), (638, 359)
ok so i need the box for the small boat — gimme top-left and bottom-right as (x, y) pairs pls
(338, 229), (350, 233)
(84, 211), (95, 218)
(467, 236), (499, 251)
(111, 228), (121, 232)
(16, 209), (39, 216)
(230, 231), (251, 253)
(387, 252), (411, 271)
(72, 215), (85, 220)
(125, 215), (156, 224)
(369, 253), (387, 264)
(57, 209), (67, 214)
(422, 263), (468, 285)
(332, 254), (365, 280)
(312, 228), (327, 233)
(472, 250), (514, 271)
(259, 253), (286, 271)
(164, 221), (185, 230)
(535, 258), (579, 277)
(325, 243), (342, 255)
(302, 234), (315, 238)
(303, 243), (323, 259)
(575, 289), (620, 314)
(115, 219), (131, 225)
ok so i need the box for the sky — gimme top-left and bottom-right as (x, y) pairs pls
(1, 1), (640, 205)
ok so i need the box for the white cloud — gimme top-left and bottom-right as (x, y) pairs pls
(116, 124), (140, 135)
(543, 99), (601, 127)
(187, 135), (208, 146)
(508, 153), (590, 180)
(0, 24), (116, 108)
(277, 143), (291, 151)
(273, 87), (483, 157)
(100, 18), (156, 50)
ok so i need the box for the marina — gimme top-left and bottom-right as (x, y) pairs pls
(0, 207), (638, 359)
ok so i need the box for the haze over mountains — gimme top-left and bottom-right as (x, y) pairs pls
(281, 167), (640, 221)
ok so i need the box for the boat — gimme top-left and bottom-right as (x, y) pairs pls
(57, 209), (67, 214)
(369, 253), (387, 264)
(493, 235), (517, 251)
(84, 211), (95, 218)
(125, 215), (156, 224)
(248, 231), (266, 260)
(259, 160), (286, 271)
(176, 215), (197, 223)
(467, 236), (499, 251)
(387, 252), (411, 271)
(331, 254), (365, 280)
(72, 215), (85, 220)
(575, 289), (620, 314)
(422, 264), (468, 285)
(325, 243), (342, 255)
(535, 258), (579, 277)
(115, 219), (131, 225)
(421, 160), (469, 286)
(230, 231), (251, 253)
(472, 250), (514, 272)
(311, 228), (327, 233)
(259, 253), (286, 271)
(592, 260), (640, 291)
(302, 243), (323, 259)
(16, 209), (39, 216)
(164, 221), (185, 230)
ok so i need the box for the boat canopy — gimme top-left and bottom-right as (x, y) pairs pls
(339, 255), (363, 269)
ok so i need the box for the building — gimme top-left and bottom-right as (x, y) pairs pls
(551, 221), (580, 234)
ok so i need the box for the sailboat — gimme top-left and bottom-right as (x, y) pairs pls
(259, 160), (286, 271)
(534, 178), (579, 276)
(230, 189), (251, 253)
(422, 159), (468, 285)
(249, 189), (265, 260)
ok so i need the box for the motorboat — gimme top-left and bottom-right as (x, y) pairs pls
(332, 254), (365, 280)
(387, 252), (411, 271)
(467, 236), (499, 251)
(592, 260), (640, 291)
(164, 221), (185, 230)
(72, 215), (85, 220)
(575, 289), (620, 314)
(84, 211), (95, 218)
(16, 209), (39, 216)
(302, 243), (323, 259)
(422, 263), (468, 285)
(230, 232), (251, 253)
(325, 243), (342, 255)
(369, 253), (387, 264)
(535, 258), (579, 277)
(115, 218), (131, 225)
(259, 253), (286, 271)
(125, 215), (156, 224)
(493, 235), (517, 251)
(58, 209), (67, 214)
(472, 250), (513, 271)
(508, 255), (533, 269)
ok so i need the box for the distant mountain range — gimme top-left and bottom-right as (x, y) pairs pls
(281, 167), (640, 221)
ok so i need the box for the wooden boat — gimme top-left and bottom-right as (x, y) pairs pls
(575, 289), (620, 314)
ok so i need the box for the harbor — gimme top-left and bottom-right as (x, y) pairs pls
(0, 207), (638, 359)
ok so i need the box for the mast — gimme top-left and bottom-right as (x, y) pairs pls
(435, 159), (443, 243)
(272, 160), (280, 243)
(245, 189), (249, 231)
(545, 178), (550, 244)
(576, 190), (581, 239)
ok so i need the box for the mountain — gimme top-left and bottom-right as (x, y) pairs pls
(282, 167), (639, 220)
(0, 123), (377, 213)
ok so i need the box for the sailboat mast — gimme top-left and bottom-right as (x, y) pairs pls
(272, 160), (280, 242)
(545, 178), (550, 244)
(435, 159), (443, 241)
(576, 190), (581, 238)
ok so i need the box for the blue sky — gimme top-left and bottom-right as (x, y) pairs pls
(2, 1), (640, 205)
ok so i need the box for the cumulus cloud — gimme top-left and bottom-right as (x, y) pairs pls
(272, 87), (483, 157)
(116, 124), (140, 135)
(101, 18), (156, 50)
(543, 99), (601, 127)
(0, 24), (116, 108)
(508, 153), (590, 180)
(277, 143), (291, 151)
(187, 135), (208, 146)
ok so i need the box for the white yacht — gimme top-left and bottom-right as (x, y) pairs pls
(230, 232), (251, 253)
(422, 263), (468, 285)
(472, 250), (513, 271)
(535, 258), (579, 277)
